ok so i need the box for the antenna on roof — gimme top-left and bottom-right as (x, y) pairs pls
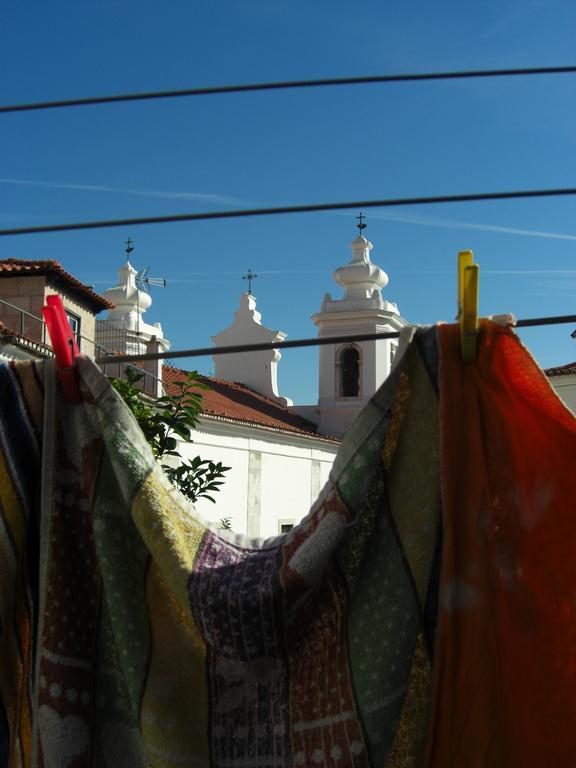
(125, 238), (167, 291)
(132, 258), (167, 337)
(136, 266), (167, 293)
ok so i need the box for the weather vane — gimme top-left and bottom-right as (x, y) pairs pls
(356, 212), (367, 233)
(125, 237), (134, 257)
(242, 268), (258, 295)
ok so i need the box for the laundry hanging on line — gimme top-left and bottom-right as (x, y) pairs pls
(1, 320), (576, 767)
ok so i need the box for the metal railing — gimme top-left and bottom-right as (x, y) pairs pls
(96, 339), (166, 397)
(95, 319), (166, 396)
(0, 297), (165, 395)
(0, 297), (48, 346)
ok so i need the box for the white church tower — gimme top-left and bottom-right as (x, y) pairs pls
(95, 242), (170, 396)
(211, 272), (293, 406)
(311, 217), (408, 438)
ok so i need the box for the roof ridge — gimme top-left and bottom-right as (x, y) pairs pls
(200, 411), (339, 442)
(0, 257), (113, 310)
(162, 366), (323, 436)
(544, 361), (576, 375)
(164, 366), (296, 409)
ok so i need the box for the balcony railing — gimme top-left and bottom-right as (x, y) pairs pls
(0, 298), (164, 396)
(0, 297), (48, 346)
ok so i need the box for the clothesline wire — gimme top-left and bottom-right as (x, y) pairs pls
(2, 65), (576, 115)
(95, 313), (576, 364)
(3, 187), (576, 238)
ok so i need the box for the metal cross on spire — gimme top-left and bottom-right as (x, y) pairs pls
(242, 268), (258, 295)
(125, 237), (134, 257)
(356, 212), (367, 233)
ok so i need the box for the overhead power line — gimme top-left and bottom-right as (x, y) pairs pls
(2, 65), (576, 115)
(95, 314), (576, 364)
(2, 187), (576, 237)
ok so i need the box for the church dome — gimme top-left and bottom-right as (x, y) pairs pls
(333, 235), (389, 302)
(102, 261), (152, 312)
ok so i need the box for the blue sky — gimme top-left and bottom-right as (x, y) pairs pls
(1, 0), (576, 404)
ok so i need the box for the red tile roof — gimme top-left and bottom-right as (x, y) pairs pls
(163, 365), (338, 442)
(0, 259), (113, 312)
(545, 361), (576, 377)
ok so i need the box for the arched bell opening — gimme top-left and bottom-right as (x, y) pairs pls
(338, 345), (360, 398)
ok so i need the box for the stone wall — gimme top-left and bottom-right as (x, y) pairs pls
(0, 275), (98, 357)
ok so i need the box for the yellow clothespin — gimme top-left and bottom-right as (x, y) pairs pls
(457, 250), (479, 363)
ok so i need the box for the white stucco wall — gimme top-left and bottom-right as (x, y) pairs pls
(178, 417), (339, 538)
(550, 375), (576, 414)
(211, 293), (292, 405)
(259, 453), (312, 538)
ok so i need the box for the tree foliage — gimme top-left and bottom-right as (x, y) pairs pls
(110, 367), (230, 504)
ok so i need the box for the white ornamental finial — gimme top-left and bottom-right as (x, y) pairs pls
(332, 229), (389, 304)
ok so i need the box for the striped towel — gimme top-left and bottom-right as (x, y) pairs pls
(1, 322), (576, 767)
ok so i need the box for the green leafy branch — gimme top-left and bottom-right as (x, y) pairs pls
(110, 367), (231, 505)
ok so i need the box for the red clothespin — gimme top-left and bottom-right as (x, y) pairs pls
(42, 294), (82, 402)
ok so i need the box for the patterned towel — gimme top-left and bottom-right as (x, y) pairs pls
(1, 322), (576, 768)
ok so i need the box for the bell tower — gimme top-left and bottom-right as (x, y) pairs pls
(211, 279), (293, 407)
(312, 217), (408, 437)
(96, 241), (170, 397)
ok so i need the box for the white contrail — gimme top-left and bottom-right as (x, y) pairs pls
(483, 270), (576, 275)
(3, 178), (576, 241)
(88, 268), (576, 286)
(89, 269), (327, 284)
(394, 269), (576, 275)
(362, 210), (576, 241)
(0, 177), (243, 205)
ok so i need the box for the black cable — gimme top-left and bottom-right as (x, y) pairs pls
(3, 187), (576, 237)
(2, 65), (576, 115)
(97, 331), (400, 364)
(515, 314), (576, 328)
(95, 313), (576, 364)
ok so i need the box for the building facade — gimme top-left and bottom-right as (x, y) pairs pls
(0, 259), (113, 360)
(2, 232), (576, 537)
(163, 365), (338, 537)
